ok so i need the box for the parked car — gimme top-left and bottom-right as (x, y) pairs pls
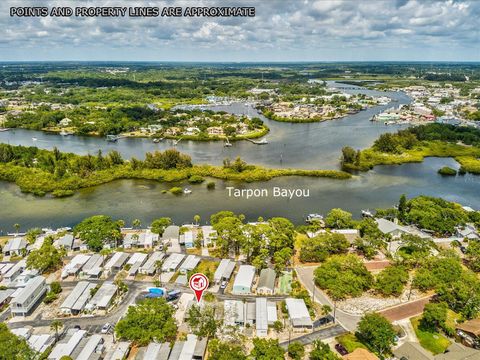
(101, 323), (111, 334)
(220, 281), (227, 289)
(335, 343), (348, 356)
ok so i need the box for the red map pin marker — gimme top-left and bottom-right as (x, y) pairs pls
(189, 273), (209, 303)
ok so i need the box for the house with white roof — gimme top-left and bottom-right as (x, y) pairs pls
(85, 281), (117, 312)
(213, 259), (235, 284)
(3, 237), (27, 256)
(139, 252), (165, 275)
(285, 298), (313, 330)
(232, 265), (255, 295)
(10, 276), (47, 316)
(179, 255), (200, 274)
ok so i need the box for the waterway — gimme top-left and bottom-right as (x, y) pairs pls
(0, 83), (478, 231)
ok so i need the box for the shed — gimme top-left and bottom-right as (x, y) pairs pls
(257, 268), (276, 295)
(232, 265), (255, 294)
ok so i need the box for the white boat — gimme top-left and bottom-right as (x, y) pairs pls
(153, 138), (163, 143)
(306, 213), (323, 223)
(255, 138), (268, 145)
(32, 137), (37, 141)
(0, 128), (9, 132)
(60, 130), (74, 136)
(224, 137), (232, 147)
(361, 209), (374, 217)
(183, 188), (192, 194)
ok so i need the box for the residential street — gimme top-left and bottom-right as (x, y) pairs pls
(295, 266), (361, 331)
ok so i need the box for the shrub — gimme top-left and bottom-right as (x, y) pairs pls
(438, 167), (457, 176)
(188, 175), (204, 184)
(206, 181), (215, 190)
(169, 187), (183, 195)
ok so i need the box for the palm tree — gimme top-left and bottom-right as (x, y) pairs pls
(50, 319), (63, 342)
(100, 248), (112, 266)
(13, 223), (20, 234)
(155, 260), (164, 285)
(193, 215), (200, 226)
(132, 219), (141, 229)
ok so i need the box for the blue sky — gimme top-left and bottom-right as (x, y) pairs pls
(1, 0), (479, 61)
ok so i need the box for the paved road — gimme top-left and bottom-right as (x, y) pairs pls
(295, 266), (361, 332)
(379, 296), (432, 322)
(279, 324), (347, 349)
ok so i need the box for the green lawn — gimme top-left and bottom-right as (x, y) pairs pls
(411, 316), (451, 355)
(336, 333), (368, 353)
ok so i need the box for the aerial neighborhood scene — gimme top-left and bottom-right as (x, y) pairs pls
(1, 0), (480, 359)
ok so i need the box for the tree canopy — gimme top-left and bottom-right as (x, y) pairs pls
(314, 254), (373, 300)
(115, 298), (177, 346)
(26, 236), (64, 273)
(250, 338), (284, 360)
(0, 323), (35, 360)
(73, 215), (122, 251)
(356, 313), (396, 357)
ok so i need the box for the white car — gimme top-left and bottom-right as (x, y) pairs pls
(101, 323), (111, 334)
(220, 281), (227, 289)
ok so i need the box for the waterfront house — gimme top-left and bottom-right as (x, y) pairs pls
(10, 276), (47, 316)
(182, 230), (195, 248)
(59, 117), (72, 127)
(257, 268), (276, 295)
(55, 234), (74, 250)
(201, 226), (217, 247)
(3, 237), (27, 256)
(232, 265), (255, 295)
(285, 298), (313, 330)
(376, 218), (410, 238)
(61, 254), (90, 278)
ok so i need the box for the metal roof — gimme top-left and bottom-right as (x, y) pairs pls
(140, 252), (165, 274)
(72, 283), (96, 312)
(179, 255), (200, 272)
(104, 252), (129, 269)
(285, 298), (312, 327)
(257, 268), (276, 291)
(162, 225), (180, 240)
(76, 335), (103, 360)
(60, 281), (90, 310)
(214, 259), (230, 281)
(162, 253), (185, 271)
(86, 281), (117, 309)
(127, 252), (148, 266)
(256, 298), (268, 335)
(12, 276), (45, 305)
(233, 265), (255, 291)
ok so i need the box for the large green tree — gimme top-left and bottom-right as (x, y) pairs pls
(325, 208), (354, 229)
(150, 217), (172, 236)
(314, 254), (373, 299)
(356, 313), (396, 357)
(0, 323), (35, 360)
(73, 215), (122, 251)
(208, 339), (246, 360)
(374, 265), (409, 297)
(309, 340), (340, 360)
(186, 304), (220, 338)
(250, 338), (284, 360)
(115, 298), (177, 346)
(26, 237), (64, 273)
